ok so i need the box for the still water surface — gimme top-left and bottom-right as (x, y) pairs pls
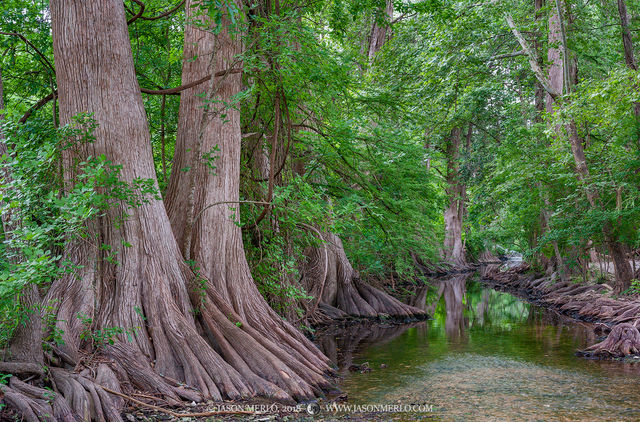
(315, 272), (640, 421)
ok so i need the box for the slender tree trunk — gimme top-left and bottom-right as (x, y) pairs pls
(617, 0), (640, 137)
(534, 0), (546, 120)
(546, 1), (633, 291)
(545, 1), (564, 112)
(531, 0), (559, 274)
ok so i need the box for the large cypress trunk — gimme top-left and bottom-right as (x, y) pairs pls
(443, 127), (466, 267)
(300, 231), (426, 319)
(163, 0), (332, 400)
(48, 0), (260, 404)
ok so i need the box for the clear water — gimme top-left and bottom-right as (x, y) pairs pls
(315, 272), (640, 421)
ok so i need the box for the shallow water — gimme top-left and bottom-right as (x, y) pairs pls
(315, 273), (640, 421)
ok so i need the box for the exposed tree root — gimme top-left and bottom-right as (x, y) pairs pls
(0, 1), (339, 420)
(49, 368), (123, 421)
(579, 323), (640, 358)
(104, 344), (202, 405)
(411, 253), (453, 276)
(0, 362), (44, 376)
(194, 291), (331, 402)
(4, 237), (334, 421)
(0, 371), (120, 422)
(301, 232), (426, 320)
(1, 382), (57, 422)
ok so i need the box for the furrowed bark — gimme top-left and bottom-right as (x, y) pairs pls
(367, 0), (394, 62)
(164, 0), (333, 401)
(443, 127), (467, 267)
(300, 232), (426, 319)
(48, 0), (250, 404)
(616, 0), (640, 137)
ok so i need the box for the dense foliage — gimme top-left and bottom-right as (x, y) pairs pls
(1, 0), (639, 327)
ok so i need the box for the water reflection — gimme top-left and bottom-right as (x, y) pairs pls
(315, 322), (421, 374)
(441, 274), (470, 341)
(315, 272), (640, 421)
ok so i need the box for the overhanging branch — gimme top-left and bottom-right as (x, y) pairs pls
(504, 14), (559, 99)
(19, 68), (242, 123)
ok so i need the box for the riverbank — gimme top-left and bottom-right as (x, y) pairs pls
(480, 263), (640, 358)
(25, 267), (639, 422)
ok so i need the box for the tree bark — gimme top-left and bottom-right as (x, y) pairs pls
(367, 0), (393, 62)
(443, 127), (466, 267)
(163, 0), (332, 399)
(618, 0), (638, 72)
(300, 231), (425, 319)
(534, 0), (546, 120)
(23, 4), (333, 421)
(617, 0), (640, 126)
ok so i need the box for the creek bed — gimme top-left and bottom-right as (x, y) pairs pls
(314, 272), (640, 421)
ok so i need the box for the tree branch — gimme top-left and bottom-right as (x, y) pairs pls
(489, 50), (526, 61)
(194, 200), (272, 225)
(127, 0), (186, 24)
(18, 91), (56, 124)
(126, 0), (146, 24)
(0, 32), (55, 75)
(504, 14), (559, 99)
(140, 68), (242, 95)
(19, 68), (242, 123)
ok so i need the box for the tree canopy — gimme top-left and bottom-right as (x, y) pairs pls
(0, 0), (639, 418)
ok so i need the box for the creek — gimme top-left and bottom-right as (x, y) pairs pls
(314, 271), (640, 421)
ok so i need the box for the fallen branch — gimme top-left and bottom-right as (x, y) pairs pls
(99, 385), (255, 417)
